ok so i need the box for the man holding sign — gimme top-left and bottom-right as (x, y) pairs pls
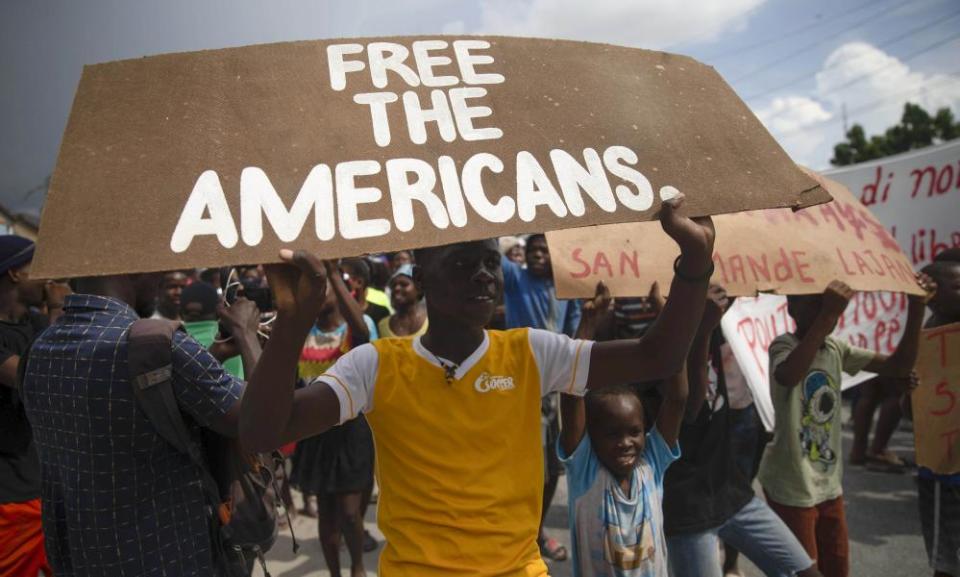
(239, 196), (713, 576)
(913, 250), (960, 577)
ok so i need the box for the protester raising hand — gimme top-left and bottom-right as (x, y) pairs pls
(575, 281), (612, 341)
(266, 249), (328, 322)
(658, 193), (716, 276)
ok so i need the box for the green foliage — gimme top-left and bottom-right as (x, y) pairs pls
(830, 102), (960, 166)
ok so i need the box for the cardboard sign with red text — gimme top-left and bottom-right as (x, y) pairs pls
(548, 170), (922, 299)
(912, 323), (960, 475)
(720, 292), (911, 431)
(32, 36), (827, 279)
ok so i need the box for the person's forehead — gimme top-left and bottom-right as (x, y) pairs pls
(434, 239), (499, 260)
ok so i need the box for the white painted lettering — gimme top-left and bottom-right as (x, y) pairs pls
(327, 44), (365, 91)
(516, 151), (568, 222)
(603, 145), (653, 212)
(367, 42), (421, 89)
(170, 170), (238, 252)
(550, 148), (616, 216)
(403, 89), (457, 145)
(335, 161), (391, 239)
(353, 92), (399, 147)
(462, 153), (514, 222)
(453, 40), (505, 85)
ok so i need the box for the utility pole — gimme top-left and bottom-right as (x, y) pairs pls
(841, 102), (848, 135)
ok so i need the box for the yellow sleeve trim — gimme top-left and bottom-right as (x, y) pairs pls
(323, 373), (355, 420)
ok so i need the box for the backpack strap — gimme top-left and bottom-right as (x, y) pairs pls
(127, 318), (224, 515)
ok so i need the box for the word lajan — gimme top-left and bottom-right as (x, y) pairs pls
(170, 146), (680, 252)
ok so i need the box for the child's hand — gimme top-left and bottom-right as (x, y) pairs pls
(577, 281), (612, 340)
(909, 272), (937, 304)
(821, 280), (854, 320)
(659, 194), (716, 276)
(648, 281), (666, 314)
(701, 284), (730, 330)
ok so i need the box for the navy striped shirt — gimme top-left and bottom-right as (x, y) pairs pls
(22, 295), (243, 577)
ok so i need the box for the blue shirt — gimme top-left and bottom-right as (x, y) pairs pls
(21, 295), (244, 577)
(502, 256), (581, 336)
(560, 428), (680, 577)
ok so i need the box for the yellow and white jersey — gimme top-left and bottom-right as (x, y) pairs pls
(313, 328), (592, 576)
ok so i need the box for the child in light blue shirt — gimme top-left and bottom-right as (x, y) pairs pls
(559, 282), (687, 576)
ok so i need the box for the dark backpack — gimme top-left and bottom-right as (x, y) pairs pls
(127, 318), (281, 577)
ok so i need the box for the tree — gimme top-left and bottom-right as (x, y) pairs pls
(830, 102), (960, 166)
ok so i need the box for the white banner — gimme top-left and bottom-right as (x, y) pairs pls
(721, 141), (957, 430)
(824, 139), (960, 268)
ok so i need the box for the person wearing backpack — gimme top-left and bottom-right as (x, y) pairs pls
(19, 271), (264, 577)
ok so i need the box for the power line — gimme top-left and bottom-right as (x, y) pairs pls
(703, 0), (891, 61)
(760, 29), (960, 124)
(744, 7), (960, 101)
(773, 70), (960, 139)
(729, 0), (915, 84)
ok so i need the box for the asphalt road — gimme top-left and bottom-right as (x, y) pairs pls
(255, 403), (931, 577)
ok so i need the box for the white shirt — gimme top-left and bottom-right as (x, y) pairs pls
(313, 329), (594, 424)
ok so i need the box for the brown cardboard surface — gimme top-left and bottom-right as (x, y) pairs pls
(912, 323), (960, 475)
(549, 169), (923, 298)
(33, 36), (828, 279)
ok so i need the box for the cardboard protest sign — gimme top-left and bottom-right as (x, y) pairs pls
(721, 291), (913, 431)
(548, 170), (922, 299)
(33, 36), (828, 278)
(911, 323), (960, 475)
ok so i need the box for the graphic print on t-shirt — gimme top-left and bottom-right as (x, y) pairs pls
(800, 370), (838, 471)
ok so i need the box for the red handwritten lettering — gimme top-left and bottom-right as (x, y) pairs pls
(619, 250), (639, 278)
(570, 248), (591, 279)
(593, 251), (613, 277)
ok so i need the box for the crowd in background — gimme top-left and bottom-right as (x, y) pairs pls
(0, 226), (957, 577)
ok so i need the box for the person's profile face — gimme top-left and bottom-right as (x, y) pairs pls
(930, 263), (960, 320)
(421, 240), (502, 328)
(586, 394), (646, 480)
(11, 261), (45, 307)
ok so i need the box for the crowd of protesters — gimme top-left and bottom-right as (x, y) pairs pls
(0, 217), (957, 577)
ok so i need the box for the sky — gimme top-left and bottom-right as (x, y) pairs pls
(1, 0), (959, 216)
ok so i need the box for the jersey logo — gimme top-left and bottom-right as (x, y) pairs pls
(474, 372), (515, 393)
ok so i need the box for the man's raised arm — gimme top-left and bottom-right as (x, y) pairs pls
(240, 249), (340, 453)
(587, 194), (715, 389)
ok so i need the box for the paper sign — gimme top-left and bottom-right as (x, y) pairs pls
(548, 170), (921, 299)
(912, 323), (960, 475)
(721, 291), (912, 431)
(824, 139), (960, 268)
(33, 36), (827, 279)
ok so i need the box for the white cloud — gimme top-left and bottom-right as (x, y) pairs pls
(755, 41), (960, 168)
(474, 0), (766, 49)
(815, 42), (960, 131)
(755, 96), (832, 167)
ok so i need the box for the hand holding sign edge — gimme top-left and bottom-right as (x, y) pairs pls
(658, 194), (716, 279)
(266, 249), (328, 328)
